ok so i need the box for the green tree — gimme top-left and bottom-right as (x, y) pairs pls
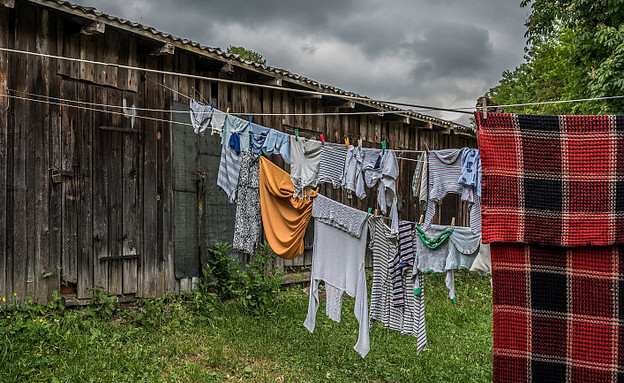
(226, 45), (266, 65)
(489, 0), (624, 114)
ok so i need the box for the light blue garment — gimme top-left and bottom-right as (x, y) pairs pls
(444, 225), (481, 271)
(458, 148), (481, 198)
(222, 115), (250, 152)
(249, 123), (270, 156)
(262, 129), (291, 164)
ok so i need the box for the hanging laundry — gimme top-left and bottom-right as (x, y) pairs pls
(216, 143), (242, 204)
(233, 152), (261, 255)
(376, 150), (399, 234)
(229, 132), (241, 154)
(317, 144), (347, 188)
(249, 123), (270, 156)
(423, 149), (481, 233)
(304, 195), (370, 358)
(262, 129), (291, 164)
(411, 151), (428, 209)
(189, 99), (226, 137)
(222, 114), (250, 152)
(476, 112), (624, 382)
(413, 224), (482, 303)
(342, 145), (365, 198)
(388, 220), (415, 308)
(458, 148), (481, 198)
(258, 157), (315, 259)
(290, 136), (322, 199)
(412, 224), (455, 301)
(361, 148), (384, 188)
(444, 226), (481, 271)
(368, 217), (427, 354)
(469, 243), (490, 276)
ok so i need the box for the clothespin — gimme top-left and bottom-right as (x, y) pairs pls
(424, 142), (430, 152)
(450, 217), (456, 230)
(366, 207), (372, 218)
(210, 102), (214, 110)
(374, 208), (378, 216)
(358, 138), (363, 147)
(225, 107), (230, 116)
(419, 215), (424, 225)
(345, 137), (350, 149)
(320, 133), (324, 145)
(295, 129), (299, 138)
(481, 98), (488, 120)
(249, 116), (253, 124)
(381, 140), (386, 153)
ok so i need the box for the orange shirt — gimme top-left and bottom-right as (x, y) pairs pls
(259, 157), (316, 259)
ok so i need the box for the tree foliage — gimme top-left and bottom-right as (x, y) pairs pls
(489, 0), (624, 114)
(226, 45), (266, 65)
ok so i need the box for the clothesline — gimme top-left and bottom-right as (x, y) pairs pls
(0, 46), (472, 116)
(3, 46), (621, 115)
(0, 91), (469, 165)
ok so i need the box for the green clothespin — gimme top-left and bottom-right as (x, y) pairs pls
(366, 207), (372, 218)
(295, 129), (299, 138)
(381, 141), (386, 152)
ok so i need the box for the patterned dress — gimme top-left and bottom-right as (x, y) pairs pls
(233, 152), (261, 255)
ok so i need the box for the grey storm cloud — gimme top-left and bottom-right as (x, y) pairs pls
(80, 0), (530, 124)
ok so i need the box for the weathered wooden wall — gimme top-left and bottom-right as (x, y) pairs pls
(0, 1), (475, 301)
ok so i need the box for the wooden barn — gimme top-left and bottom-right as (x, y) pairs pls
(0, 0), (476, 304)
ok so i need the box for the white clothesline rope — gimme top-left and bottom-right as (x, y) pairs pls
(0, 47), (471, 116)
(1, 46), (621, 115)
(1, 92), (471, 164)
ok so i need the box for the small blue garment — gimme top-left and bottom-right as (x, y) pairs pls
(458, 148), (481, 198)
(250, 123), (270, 155)
(222, 115), (250, 152)
(262, 129), (291, 164)
(229, 133), (241, 154)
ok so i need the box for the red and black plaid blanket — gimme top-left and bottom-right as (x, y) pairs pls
(476, 112), (624, 382)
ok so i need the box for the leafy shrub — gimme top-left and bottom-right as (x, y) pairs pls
(237, 243), (283, 316)
(85, 287), (119, 320)
(203, 242), (241, 300)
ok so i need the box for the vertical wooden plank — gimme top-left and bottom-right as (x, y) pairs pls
(160, 68), (174, 295)
(107, 88), (124, 295)
(122, 90), (139, 294)
(33, 7), (52, 303)
(0, 6), (9, 298)
(92, 87), (109, 293)
(60, 77), (77, 286)
(142, 55), (159, 297)
(12, 2), (33, 301)
(261, 88), (271, 128)
(59, 14), (80, 289)
(126, 38), (138, 93)
(76, 79), (93, 298)
(48, 14), (65, 293)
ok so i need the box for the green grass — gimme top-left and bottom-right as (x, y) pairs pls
(0, 271), (492, 382)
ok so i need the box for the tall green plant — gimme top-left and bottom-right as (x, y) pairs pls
(204, 242), (240, 300)
(237, 243), (283, 316)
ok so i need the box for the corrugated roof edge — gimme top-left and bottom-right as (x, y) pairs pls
(27, 0), (475, 136)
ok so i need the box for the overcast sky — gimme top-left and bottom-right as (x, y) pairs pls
(82, 0), (530, 125)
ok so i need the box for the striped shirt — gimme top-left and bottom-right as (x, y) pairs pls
(387, 220), (415, 308)
(412, 151), (428, 208)
(369, 217), (427, 354)
(318, 144), (347, 188)
(216, 144), (242, 203)
(423, 149), (481, 233)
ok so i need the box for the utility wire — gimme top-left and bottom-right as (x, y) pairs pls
(1, 47), (622, 115)
(0, 47), (472, 117)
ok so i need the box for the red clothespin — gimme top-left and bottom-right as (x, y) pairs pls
(320, 133), (325, 146)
